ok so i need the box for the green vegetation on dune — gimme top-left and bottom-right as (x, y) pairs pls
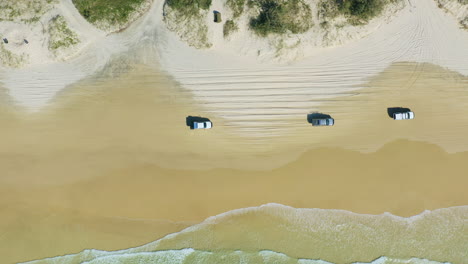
(167, 0), (212, 11)
(164, 0), (213, 49)
(249, 0), (312, 36)
(163, 0), (401, 47)
(462, 16), (468, 29)
(166, 0), (212, 18)
(48, 15), (80, 51)
(226, 0), (245, 18)
(72, 0), (147, 29)
(0, 43), (28, 67)
(319, 0), (399, 26)
(0, 0), (57, 23)
(223, 19), (239, 37)
(435, 0), (467, 30)
(337, 0), (386, 21)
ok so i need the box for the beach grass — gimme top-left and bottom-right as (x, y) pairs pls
(0, 43), (28, 67)
(318, 0), (400, 26)
(164, 0), (212, 49)
(223, 20), (239, 37)
(166, 0), (212, 17)
(337, 0), (385, 22)
(226, 0), (246, 18)
(48, 15), (80, 51)
(167, 0), (211, 10)
(0, 0), (57, 23)
(72, 0), (146, 27)
(436, 0), (468, 29)
(249, 0), (312, 36)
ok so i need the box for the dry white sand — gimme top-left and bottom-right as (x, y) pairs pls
(0, 0), (126, 108)
(0, 0), (466, 119)
(154, 0), (468, 136)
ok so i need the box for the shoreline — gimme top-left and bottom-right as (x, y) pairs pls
(1, 62), (467, 263)
(21, 204), (468, 264)
(0, 1), (467, 262)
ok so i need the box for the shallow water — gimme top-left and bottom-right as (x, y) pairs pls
(24, 204), (468, 264)
(61, 250), (455, 264)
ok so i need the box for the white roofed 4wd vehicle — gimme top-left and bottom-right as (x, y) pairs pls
(388, 107), (414, 120)
(192, 121), (212, 129)
(307, 113), (334, 126)
(311, 118), (334, 126)
(393, 112), (414, 120)
(187, 116), (213, 130)
(393, 111), (414, 120)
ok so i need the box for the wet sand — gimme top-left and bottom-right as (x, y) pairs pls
(291, 62), (468, 153)
(0, 63), (467, 263)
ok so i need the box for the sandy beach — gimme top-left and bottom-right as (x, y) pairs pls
(0, 0), (467, 263)
(0, 62), (467, 264)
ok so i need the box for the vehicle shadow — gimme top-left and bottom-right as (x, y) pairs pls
(387, 107), (411, 118)
(307, 112), (331, 124)
(186, 116), (211, 128)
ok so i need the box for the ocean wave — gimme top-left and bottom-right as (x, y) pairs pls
(42, 248), (450, 264)
(22, 204), (467, 264)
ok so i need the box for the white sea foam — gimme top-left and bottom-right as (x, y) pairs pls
(80, 249), (195, 264)
(33, 248), (452, 264)
(22, 204), (468, 264)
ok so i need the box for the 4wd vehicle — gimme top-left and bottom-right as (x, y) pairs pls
(311, 118), (334, 126)
(191, 121), (212, 129)
(393, 111), (414, 120)
(308, 113), (334, 126)
(186, 116), (213, 130)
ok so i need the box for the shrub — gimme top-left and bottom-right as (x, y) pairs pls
(72, 0), (146, 25)
(48, 15), (80, 50)
(0, 0), (57, 22)
(0, 43), (28, 67)
(167, 0), (212, 13)
(249, 0), (312, 37)
(223, 19), (239, 37)
(337, 0), (385, 21)
(226, 0), (245, 18)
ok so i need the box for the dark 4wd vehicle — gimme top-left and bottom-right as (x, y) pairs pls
(311, 118), (334, 126)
